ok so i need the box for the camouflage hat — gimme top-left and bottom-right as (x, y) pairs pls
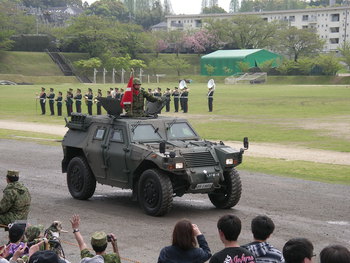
(91, 231), (107, 247)
(133, 78), (141, 85)
(7, 170), (19, 179)
(25, 225), (44, 242)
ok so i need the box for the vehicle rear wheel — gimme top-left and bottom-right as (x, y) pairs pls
(67, 156), (96, 200)
(208, 168), (242, 209)
(138, 169), (173, 216)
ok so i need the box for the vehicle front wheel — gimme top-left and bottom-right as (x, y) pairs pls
(208, 168), (242, 209)
(138, 169), (173, 216)
(67, 156), (96, 200)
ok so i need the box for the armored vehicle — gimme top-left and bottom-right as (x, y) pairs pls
(61, 98), (248, 216)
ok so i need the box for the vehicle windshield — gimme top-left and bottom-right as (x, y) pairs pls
(167, 122), (197, 140)
(132, 124), (162, 141)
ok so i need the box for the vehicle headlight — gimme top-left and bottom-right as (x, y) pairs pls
(175, 162), (184, 169)
(225, 159), (234, 165)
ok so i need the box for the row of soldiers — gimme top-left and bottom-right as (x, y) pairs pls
(38, 87), (109, 116)
(38, 84), (213, 116)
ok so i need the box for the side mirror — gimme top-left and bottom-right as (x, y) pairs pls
(159, 141), (166, 154)
(243, 137), (249, 150)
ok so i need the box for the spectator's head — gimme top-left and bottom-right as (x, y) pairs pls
(283, 238), (314, 263)
(172, 219), (196, 250)
(217, 214), (241, 242)
(320, 245), (350, 263)
(9, 223), (26, 243)
(251, 215), (275, 241)
(6, 170), (19, 183)
(29, 250), (60, 263)
(91, 231), (108, 253)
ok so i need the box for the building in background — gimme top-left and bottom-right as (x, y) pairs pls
(165, 6), (350, 52)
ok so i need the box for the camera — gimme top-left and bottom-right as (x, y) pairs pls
(107, 234), (112, 242)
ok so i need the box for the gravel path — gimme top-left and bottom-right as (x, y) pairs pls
(1, 119), (350, 166)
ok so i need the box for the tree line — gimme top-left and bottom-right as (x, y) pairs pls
(1, 0), (350, 76)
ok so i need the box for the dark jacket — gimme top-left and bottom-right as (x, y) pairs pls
(158, 234), (211, 263)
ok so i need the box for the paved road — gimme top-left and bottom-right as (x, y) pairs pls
(0, 139), (349, 263)
(1, 120), (350, 165)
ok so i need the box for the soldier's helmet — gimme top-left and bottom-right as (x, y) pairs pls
(133, 78), (141, 85)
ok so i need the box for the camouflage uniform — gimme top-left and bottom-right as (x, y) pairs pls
(124, 89), (159, 117)
(0, 181), (31, 225)
(81, 249), (121, 263)
(80, 232), (121, 263)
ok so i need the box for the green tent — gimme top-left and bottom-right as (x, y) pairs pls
(200, 49), (282, 76)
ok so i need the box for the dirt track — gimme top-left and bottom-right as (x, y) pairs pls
(0, 139), (349, 263)
(1, 119), (350, 165)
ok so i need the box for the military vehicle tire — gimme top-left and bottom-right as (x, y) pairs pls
(67, 156), (96, 200)
(208, 168), (242, 209)
(138, 169), (173, 216)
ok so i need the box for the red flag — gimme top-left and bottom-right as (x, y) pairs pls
(120, 76), (133, 108)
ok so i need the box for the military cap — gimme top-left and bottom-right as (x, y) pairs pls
(133, 78), (141, 85)
(167, 88), (170, 91)
(91, 231), (107, 247)
(41, 87), (45, 91)
(50, 88), (54, 91)
(98, 89), (102, 92)
(77, 88), (81, 92)
(88, 88), (92, 92)
(7, 170), (19, 179)
(69, 88), (73, 91)
(25, 225), (44, 242)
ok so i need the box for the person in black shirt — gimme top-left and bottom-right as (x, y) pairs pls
(39, 87), (46, 115)
(210, 214), (256, 263)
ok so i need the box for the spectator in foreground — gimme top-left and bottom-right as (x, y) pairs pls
(70, 214), (120, 263)
(243, 215), (284, 263)
(283, 238), (314, 263)
(320, 245), (350, 263)
(158, 219), (211, 263)
(210, 214), (256, 263)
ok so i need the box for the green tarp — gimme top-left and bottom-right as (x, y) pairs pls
(200, 49), (282, 76)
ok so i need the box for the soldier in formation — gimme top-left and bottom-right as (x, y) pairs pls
(164, 88), (171, 112)
(39, 87), (46, 115)
(0, 170), (31, 225)
(172, 87), (180, 112)
(55, 91), (63, 116)
(180, 87), (189, 113)
(65, 90), (73, 117)
(47, 88), (55, 115)
(96, 89), (102, 115)
(207, 86), (215, 112)
(85, 88), (93, 115)
(74, 88), (82, 113)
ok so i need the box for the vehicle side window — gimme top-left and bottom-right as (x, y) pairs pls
(111, 129), (123, 142)
(94, 128), (105, 140)
(168, 123), (196, 139)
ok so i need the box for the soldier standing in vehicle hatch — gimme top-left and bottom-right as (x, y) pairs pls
(122, 78), (160, 117)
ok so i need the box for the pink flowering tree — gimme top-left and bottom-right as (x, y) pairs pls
(183, 29), (216, 55)
(155, 39), (169, 57)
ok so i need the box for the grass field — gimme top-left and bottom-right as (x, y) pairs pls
(0, 51), (349, 185)
(1, 83), (349, 151)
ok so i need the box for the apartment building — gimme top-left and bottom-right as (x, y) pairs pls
(165, 6), (350, 52)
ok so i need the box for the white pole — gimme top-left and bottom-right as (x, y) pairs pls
(93, 68), (98, 84)
(112, 68), (115, 84)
